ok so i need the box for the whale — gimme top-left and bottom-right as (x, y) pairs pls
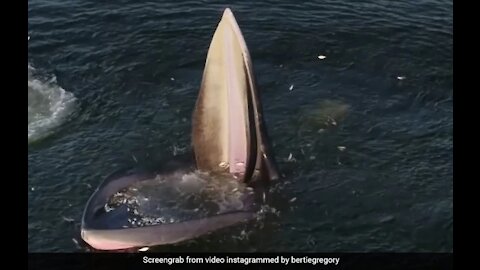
(81, 8), (279, 251)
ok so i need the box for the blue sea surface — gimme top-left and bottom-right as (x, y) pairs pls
(28, 0), (452, 252)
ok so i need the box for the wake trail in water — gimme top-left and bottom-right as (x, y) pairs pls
(28, 64), (76, 143)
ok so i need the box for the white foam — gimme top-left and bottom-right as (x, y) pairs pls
(107, 170), (252, 226)
(28, 64), (76, 143)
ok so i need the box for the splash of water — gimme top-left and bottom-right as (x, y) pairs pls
(28, 64), (76, 143)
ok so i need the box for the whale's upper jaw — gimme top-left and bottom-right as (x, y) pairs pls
(192, 8), (279, 183)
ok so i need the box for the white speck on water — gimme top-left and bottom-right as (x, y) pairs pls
(139, 247), (149, 252)
(28, 36), (30, 41)
(289, 84), (294, 91)
(62, 216), (74, 223)
(132, 154), (138, 163)
(170, 77), (175, 81)
(287, 153), (294, 161)
(289, 197), (297, 203)
(318, 55), (326, 60)
(379, 215), (395, 223)
(337, 146), (346, 151)
(397, 76), (406, 80)
(72, 238), (79, 245)
(31, 187), (35, 191)
(309, 155), (316, 160)
(104, 204), (115, 212)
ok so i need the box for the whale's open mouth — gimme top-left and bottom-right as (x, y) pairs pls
(105, 171), (256, 227)
(81, 167), (258, 251)
(80, 8), (279, 251)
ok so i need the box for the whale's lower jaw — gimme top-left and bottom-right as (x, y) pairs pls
(82, 211), (256, 251)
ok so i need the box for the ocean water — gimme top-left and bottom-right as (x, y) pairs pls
(28, 0), (452, 252)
